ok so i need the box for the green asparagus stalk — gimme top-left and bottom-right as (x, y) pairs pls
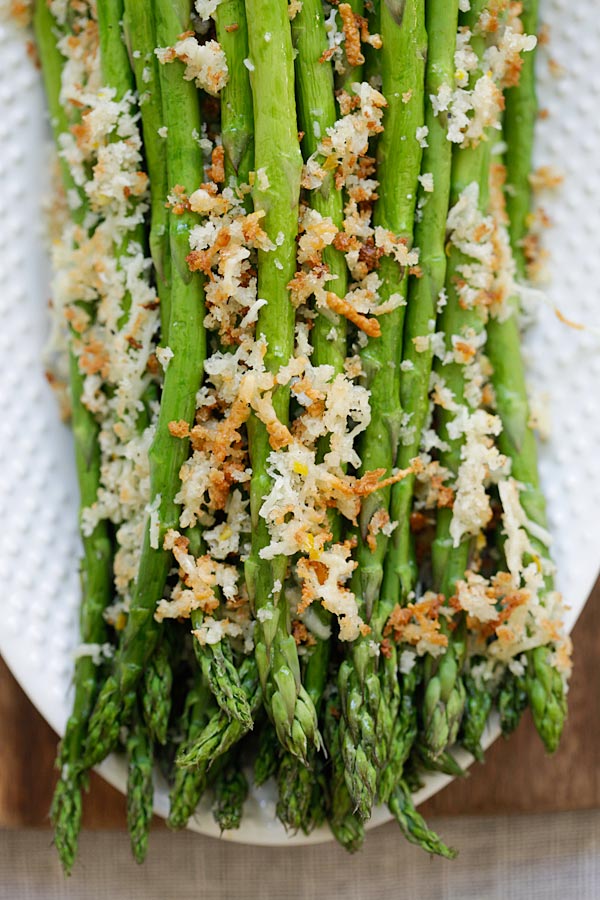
(504, 0), (540, 277)
(382, 0), (460, 607)
(176, 656), (261, 769)
(307, 765), (328, 832)
(276, 626), (330, 832)
(339, 0), (426, 818)
(142, 636), (173, 746)
(180, 4), (256, 728)
(122, 0), (171, 328)
(192, 633), (254, 730)
(34, 0), (114, 874)
(379, 662), (420, 804)
(488, 0), (567, 753)
(167, 675), (212, 831)
(215, 0), (254, 190)
(413, 745), (465, 778)
(526, 646), (566, 753)
(212, 752), (249, 831)
(243, 0), (320, 764)
(126, 705), (154, 864)
(421, 0), (492, 760)
(459, 668), (492, 762)
(498, 667), (529, 737)
(253, 721), (280, 786)
(324, 692), (365, 852)
(388, 781), (457, 859)
(97, 0), (135, 97)
(276, 754), (313, 833)
(83, 0), (207, 768)
(283, 0), (352, 798)
(292, 0), (347, 433)
(96, 0), (148, 320)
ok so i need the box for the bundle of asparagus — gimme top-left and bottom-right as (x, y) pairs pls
(24, 0), (572, 871)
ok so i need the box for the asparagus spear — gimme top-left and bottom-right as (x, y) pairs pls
(276, 754), (313, 834)
(126, 705), (154, 864)
(498, 667), (529, 737)
(292, 0), (347, 422)
(324, 692), (365, 852)
(382, 0), (460, 607)
(180, 5), (255, 732)
(176, 655), (261, 769)
(142, 636), (173, 746)
(243, 0), (320, 764)
(488, 0), (567, 753)
(420, 0), (492, 760)
(253, 720), (279, 786)
(459, 668), (492, 762)
(388, 781), (457, 859)
(272, 0), (354, 812)
(34, 0), (114, 873)
(212, 752), (249, 831)
(378, 0), (461, 806)
(275, 627), (331, 833)
(97, 0), (135, 97)
(339, 0), (426, 818)
(122, 0), (171, 328)
(215, 0), (254, 190)
(167, 675), (212, 831)
(379, 662), (420, 804)
(83, 0), (207, 768)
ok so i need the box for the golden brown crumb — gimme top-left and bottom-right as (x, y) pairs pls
(380, 638), (392, 659)
(166, 184), (189, 215)
(207, 145), (225, 184)
(187, 227), (231, 275)
(358, 237), (384, 273)
(292, 620), (316, 647)
(384, 594), (446, 648)
(336, 89), (361, 116)
(318, 47), (336, 64)
(78, 338), (110, 378)
(168, 419), (191, 438)
(349, 464), (414, 498)
(338, 3), (364, 68)
(224, 23), (239, 32)
(146, 355), (161, 378)
(325, 291), (381, 337)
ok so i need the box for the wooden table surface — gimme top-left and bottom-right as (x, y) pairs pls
(1, 582), (598, 829)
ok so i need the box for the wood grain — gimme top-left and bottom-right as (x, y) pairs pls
(1, 582), (597, 829)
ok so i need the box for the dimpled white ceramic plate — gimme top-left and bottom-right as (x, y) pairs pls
(0, 1), (597, 845)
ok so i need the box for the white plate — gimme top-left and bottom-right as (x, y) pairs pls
(0, 3), (597, 846)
